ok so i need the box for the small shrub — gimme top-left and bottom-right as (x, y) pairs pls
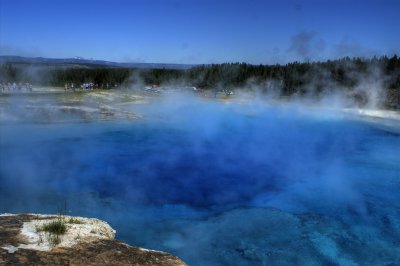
(39, 220), (67, 235)
(36, 214), (67, 246)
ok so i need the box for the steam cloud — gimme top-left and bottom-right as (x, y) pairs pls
(1, 94), (396, 213)
(288, 31), (326, 61)
(0, 76), (399, 265)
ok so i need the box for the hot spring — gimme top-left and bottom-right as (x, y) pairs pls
(1, 96), (399, 265)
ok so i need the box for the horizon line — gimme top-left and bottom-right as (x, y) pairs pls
(0, 54), (399, 67)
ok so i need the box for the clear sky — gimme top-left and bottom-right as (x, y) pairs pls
(0, 0), (399, 64)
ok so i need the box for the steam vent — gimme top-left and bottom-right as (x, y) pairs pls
(0, 214), (186, 265)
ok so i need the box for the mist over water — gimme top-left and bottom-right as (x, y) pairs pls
(1, 95), (400, 265)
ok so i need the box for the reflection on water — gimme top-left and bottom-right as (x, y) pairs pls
(1, 103), (400, 265)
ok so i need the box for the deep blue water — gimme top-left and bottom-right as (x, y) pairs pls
(1, 101), (400, 265)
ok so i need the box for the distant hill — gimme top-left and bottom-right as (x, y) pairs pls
(0, 55), (195, 70)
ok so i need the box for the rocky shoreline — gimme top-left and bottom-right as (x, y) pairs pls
(0, 214), (186, 265)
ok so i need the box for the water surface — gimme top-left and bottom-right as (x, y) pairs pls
(1, 100), (399, 265)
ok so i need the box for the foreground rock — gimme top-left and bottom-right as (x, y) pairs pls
(0, 214), (186, 265)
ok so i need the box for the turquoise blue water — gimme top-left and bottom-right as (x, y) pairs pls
(1, 102), (399, 265)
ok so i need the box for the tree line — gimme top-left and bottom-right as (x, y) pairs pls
(1, 55), (399, 108)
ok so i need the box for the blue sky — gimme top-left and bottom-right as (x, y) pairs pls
(0, 0), (399, 64)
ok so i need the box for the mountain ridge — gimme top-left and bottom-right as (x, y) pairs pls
(0, 55), (195, 70)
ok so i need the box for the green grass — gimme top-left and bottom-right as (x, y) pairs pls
(39, 220), (67, 235)
(36, 213), (67, 246)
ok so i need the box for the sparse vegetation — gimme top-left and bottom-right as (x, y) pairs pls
(68, 217), (84, 224)
(40, 219), (67, 234)
(36, 213), (67, 246)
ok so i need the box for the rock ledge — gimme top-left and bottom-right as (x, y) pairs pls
(0, 214), (186, 265)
